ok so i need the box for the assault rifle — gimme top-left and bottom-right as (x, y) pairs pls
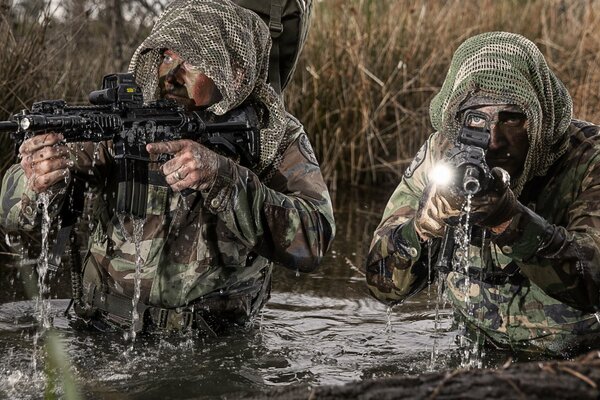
(435, 110), (492, 270)
(0, 73), (260, 219)
(445, 110), (493, 196)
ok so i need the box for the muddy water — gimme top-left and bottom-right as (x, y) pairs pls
(0, 186), (507, 399)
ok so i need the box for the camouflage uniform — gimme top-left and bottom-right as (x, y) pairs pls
(1, 114), (334, 331)
(367, 32), (600, 355)
(0, 0), (334, 332)
(366, 121), (600, 354)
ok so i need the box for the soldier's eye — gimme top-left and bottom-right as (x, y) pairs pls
(466, 116), (486, 128)
(162, 54), (175, 65)
(500, 112), (526, 127)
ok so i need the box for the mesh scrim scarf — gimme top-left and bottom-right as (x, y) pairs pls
(128, 0), (291, 175)
(429, 32), (573, 194)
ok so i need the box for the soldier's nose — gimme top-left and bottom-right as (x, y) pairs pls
(488, 125), (505, 151)
(165, 63), (185, 85)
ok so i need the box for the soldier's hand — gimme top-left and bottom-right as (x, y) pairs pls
(414, 183), (464, 240)
(146, 139), (218, 192)
(470, 167), (518, 233)
(19, 132), (72, 193)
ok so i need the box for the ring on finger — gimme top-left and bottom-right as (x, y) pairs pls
(175, 171), (183, 180)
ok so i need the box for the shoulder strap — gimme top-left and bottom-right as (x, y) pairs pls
(268, 0), (283, 93)
(232, 0), (312, 93)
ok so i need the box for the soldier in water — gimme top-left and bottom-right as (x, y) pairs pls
(0, 0), (335, 334)
(366, 31), (600, 355)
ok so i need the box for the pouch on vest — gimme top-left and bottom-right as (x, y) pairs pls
(232, 0), (313, 94)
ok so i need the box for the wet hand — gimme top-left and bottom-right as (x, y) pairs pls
(414, 183), (464, 240)
(19, 133), (72, 193)
(146, 140), (218, 192)
(470, 167), (518, 233)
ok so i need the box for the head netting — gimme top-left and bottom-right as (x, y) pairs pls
(429, 31), (573, 194)
(128, 0), (291, 174)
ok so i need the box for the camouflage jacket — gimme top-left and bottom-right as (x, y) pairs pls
(366, 120), (600, 354)
(1, 114), (335, 321)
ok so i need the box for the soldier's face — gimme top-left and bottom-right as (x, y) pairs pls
(158, 49), (222, 110)
(464, 104), (529, 178)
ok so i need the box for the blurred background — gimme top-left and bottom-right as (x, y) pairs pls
(2, 0), (599, 183)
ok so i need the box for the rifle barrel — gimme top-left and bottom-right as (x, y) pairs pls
(0, 121), (18, 133)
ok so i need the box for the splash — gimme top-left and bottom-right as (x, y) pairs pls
(383, 305), (394, 334)
(453, 194), (485, 368)
(428, 273), (446, 369)
(30, 192), (56, 372)
(35, 193), (55, 329)
(117, 215), (145, 342)
(454, 194), (473, 307)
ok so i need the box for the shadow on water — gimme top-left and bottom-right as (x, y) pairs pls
(0, 185), (507, 399)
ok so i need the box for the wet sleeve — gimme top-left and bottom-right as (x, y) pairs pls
(200, 122), (335, 272)
(365, 133), (441, 305)
(0, 142), (110, 231)
(493, 150), (600, 313)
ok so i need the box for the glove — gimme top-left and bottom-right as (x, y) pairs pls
(414, 182), (464, 240)
(470, 167), (518, 230)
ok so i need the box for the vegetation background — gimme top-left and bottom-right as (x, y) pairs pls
(1, 0), (599, 189)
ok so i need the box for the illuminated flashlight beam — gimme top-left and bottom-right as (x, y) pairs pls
(429, 163), (454, 187)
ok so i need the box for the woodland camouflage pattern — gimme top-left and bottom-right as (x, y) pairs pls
(366, 121), (600, 354)
(367, 32), (600, 355)
(1, 116), (334, 326)
(0, 0), (334, 329)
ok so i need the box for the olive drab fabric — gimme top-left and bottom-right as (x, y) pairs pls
(232, 0), (313, 93)
(0, 0), (335, 328)
(367, 123), (600, 354)
(366, 32), (600, 355)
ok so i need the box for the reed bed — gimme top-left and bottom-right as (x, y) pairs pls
(0, 0), (599, 187)
(286, 0), (600, 187)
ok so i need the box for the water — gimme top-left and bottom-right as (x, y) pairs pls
(116, 215), (145, 342)
(0, 186), (509, 399)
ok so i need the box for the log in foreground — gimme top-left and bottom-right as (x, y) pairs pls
(261, 351), (600, 399)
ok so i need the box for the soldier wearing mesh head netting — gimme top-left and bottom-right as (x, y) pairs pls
(0, 0), (335, 333)
(366, 32), (600, 355)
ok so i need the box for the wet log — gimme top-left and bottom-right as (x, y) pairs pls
(262, 351), (600, 400)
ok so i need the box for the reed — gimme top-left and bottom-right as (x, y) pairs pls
(0, 0), (599, 187)
(285, 0), (600, 187)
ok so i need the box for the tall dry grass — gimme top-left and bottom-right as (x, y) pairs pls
(0, 1), (151, 174)
(0, 0), (599, 187)
(285, 0), (600, 188)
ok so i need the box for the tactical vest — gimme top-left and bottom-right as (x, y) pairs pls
(232, 0), (313, 93)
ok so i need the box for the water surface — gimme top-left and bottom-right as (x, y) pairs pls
(0, 186), (480, 399)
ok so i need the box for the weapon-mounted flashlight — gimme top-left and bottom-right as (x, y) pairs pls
(429, 163), (454, 187)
